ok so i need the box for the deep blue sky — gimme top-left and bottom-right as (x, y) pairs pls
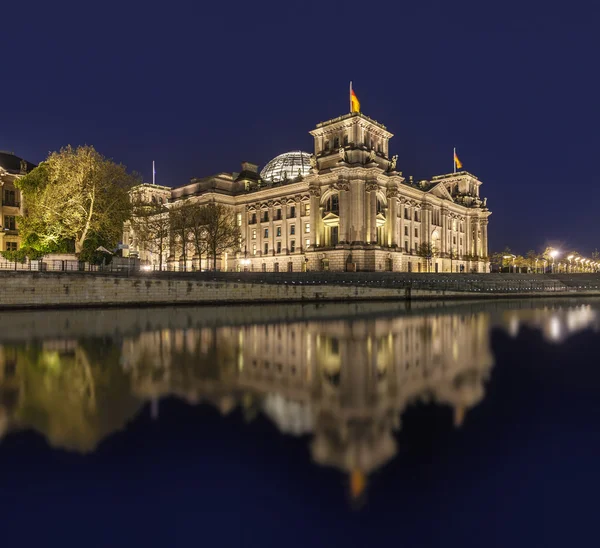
(2, 1), (598, 255)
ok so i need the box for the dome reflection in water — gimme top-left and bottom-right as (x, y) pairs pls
(0, 301), (598, 503)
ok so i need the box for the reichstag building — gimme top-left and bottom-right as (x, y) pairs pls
(125, 110), (491, 273)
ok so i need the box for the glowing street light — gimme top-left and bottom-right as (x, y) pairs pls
(567, 254), (574, 273)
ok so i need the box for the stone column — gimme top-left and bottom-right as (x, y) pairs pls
(309, 186), (320, 248)
(295, 196), (302, 253)
(268, 201), (275, 260)
(481, 218), (488, 258)
(441, 209), (447, 255)
(338, 182), (350, 244)
(366, 182), (378, 244)
(387, 190), (398, 247)
(473, 218), (480, 258)
(282, 202), (288, 253)
(399, 199), (405, 251)
(464, 216), (471, 257)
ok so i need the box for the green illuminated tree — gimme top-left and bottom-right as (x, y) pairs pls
(16, 146), (138, 255)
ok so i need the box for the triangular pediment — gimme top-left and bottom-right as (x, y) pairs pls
(427, 182), (454, 201)
(322, 212), (339, 227)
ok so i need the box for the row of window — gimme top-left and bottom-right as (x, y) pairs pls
(253, 223), (310, 239)
(248, 205), (309, 224)
(252, 239), (310, 255)
(322, 135), (384, 153)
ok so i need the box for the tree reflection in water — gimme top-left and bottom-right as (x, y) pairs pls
(0, 301), (597, 500)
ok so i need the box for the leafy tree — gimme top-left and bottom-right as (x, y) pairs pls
(203, 203), (243, 271)
(525, 250), (539, 273)
(514, 255), (527, 273)
(16, 145), (138, 255)
(416, 242), (435, 272)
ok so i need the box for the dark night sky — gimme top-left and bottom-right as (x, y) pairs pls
(2, 1), (598, 255)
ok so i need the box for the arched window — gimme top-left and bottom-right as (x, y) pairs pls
(324, 194), (339, 214)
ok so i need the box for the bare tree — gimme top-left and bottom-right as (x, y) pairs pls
(416, 242), (436, 272)
(130, 194), (170, 270)
(203, 203), (242, 271)
(188, 205), (209, 271)
(169, 201), (195, 271)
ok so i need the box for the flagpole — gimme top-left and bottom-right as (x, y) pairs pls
(453, 148), (456, 174)
(152, 161), (155, 185)
(350, 81), (353, 112)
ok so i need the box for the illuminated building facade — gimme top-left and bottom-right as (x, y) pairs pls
(124, 110), (492, 273)
(0, 151), (34, 253)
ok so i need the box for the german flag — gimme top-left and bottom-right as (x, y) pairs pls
(454, 150), (463, 170)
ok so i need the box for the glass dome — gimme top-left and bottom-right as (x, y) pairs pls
(260, 151), (312, 183)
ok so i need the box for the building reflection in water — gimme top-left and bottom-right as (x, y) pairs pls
(0, 303), (598, 498)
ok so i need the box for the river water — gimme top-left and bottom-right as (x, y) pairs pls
(1, 299), (599, 547)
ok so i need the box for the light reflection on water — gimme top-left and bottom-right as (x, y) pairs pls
(0, 300), (598, 498)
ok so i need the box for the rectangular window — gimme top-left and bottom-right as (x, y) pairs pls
(404, 226), (408, 236)
(305, 223), (310, 233)
(276, 241), (282, 253)
(262, 211), (269, 222)
(276, 227), (281, 237)
(264, 243), (268, 255)
(290, 206), (296, 217)
(414, 211), (419, 222)
(236, 213), (242, 226)
(305, 238), (310, 249)
(453, 236), (456, 244)
(252, 244), (257, 256)
(414, 228), (418, 238)
(276, 209), (282, 220)
(460, 237), (463, 245)
(3, 190), (16, 207)
(405, 241), (409, 252)
(305, 204), (310, 216)
(5, 216), (16, 230)
(251, 213), (257, 224)
(290, 224), (295, 235)
(5, 242), (17, 251)
(264, 228), (269, 238)
(405, 209), (410, 220)
(290, 240), (296, 253)
(252, 229), (256, 240)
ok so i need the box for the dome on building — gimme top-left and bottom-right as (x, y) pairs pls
(260, 151), (312, 183)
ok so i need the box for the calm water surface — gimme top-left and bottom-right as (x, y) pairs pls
(1, 299), (599, 547)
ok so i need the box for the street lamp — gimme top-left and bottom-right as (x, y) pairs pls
(567, 254), (574, 273)
(550, 250), (559, 273)
(575, 257), (581, 272)
(503, 254), (516, 273)
(535, 257), (539, 274)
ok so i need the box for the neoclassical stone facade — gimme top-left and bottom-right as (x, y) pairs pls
(125, 111), (491, 272)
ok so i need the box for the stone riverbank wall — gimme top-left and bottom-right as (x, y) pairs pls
(0, 272), (599, 309)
